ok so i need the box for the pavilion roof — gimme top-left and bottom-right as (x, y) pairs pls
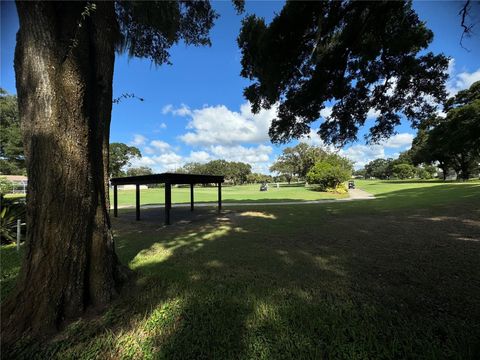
(110, 172), (224, 186)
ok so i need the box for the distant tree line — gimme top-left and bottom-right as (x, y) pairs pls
(177, 160), (252, 185)
(359, 81), (480, 181)
(361, 156), (436, 180)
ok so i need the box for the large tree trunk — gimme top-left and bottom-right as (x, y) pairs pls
(438, 161), (448, 181)
(1, 2), (125, 344)
(458, 153), (471, 181)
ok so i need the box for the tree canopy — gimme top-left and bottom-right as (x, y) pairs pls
(126, 166), (153, 176)
(364, 158), (393, 180)
(109, 142), (142, 178)
(410, 81), (480, 180)
(270, 143), (328, 182)
(238, 1), (448, 146)
(178, 159), (252, 185)
(115, 1), (218, 65)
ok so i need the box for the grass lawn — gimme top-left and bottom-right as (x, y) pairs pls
(110, 183), (348, 207)
(2, 180), (480, 359)
(3, 193), (26, 200)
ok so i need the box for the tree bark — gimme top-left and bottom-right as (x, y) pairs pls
(1, 2), (125, 344)
(438, 161), (448, 181)
(458, 153), (471, 181)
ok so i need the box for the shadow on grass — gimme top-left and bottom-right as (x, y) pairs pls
(376, 180), (464, 184)
(3, 184), (480, 358)
(278, 182), (305, 187)
(113, 195), (345, 208)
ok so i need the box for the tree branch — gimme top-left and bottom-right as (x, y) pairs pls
(459, 0), (474, 51)
(112, 93), (144, 104)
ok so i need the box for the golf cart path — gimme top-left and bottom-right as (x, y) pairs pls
(117, 188), (375, 209)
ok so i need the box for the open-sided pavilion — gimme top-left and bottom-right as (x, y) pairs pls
(110, 173), (225, 225)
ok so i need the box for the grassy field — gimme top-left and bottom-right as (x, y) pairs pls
(2, 180), (480, 359)
(111, 183), (347, 206)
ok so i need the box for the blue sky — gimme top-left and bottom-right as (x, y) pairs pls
(1, 1), (479, 172)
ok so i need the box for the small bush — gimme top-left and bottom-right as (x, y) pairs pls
(0, 177), (14, 195)
(324, 183), (348, 194)
(306, 155), (352, 191)
(1, 197), (26, 244)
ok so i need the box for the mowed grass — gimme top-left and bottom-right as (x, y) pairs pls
(111, 182), (347, 207)
(2, 180), (480, 359)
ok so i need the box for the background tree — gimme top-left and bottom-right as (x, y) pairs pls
(410, 128), (452, 180)
(0, 89), (25, 175)
(410, 81), (480, 180)
(392, 163), (416, 179)
(178, 160), (252, 185)
(416, 165), (436, 179)
(365, 158), (393, 180)
(352, 168), (367, 178)
(246, 173), (272, 184)
(226, 161), (252, 184)
(109, 142), (142, 178)
(269, 159), (295, 184)
(126, 166), (153, 177)
(270, 143), (327, 182)
(177, 162), (207, 175)
(394, 150), (414, 166)
(432, 100), (479, 180)
(238, 1), (448, 146)
(2, 0), (226, 344)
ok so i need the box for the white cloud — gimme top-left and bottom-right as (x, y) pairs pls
(152, 153), (183, 167)
(380, 133), (414, 149)
(150, 140), (171, 153)
(320, 106), (333, 119)
(161, 104), (173, 114)
(450, 69), (480, 94)
(340, 144), (385, 169)
(159, 122), (167, 129)
(446, 59), (480, 96)
(144, 146), (155, 155)
(187, 150), (210, 163)
(176, 102), (276, 146)
(130, 151), (184, 173)
(339, 132), (414, 169)
(209, 144), (273, 164)
(130, 156), (156, 167)
(163, 103), (192, 117)
(131, 134), (147, 146)
(127, 133), (274, 173)
(367, 108), (381, 119)
(447, 58), (456, 77)
(174, 104), (192, 117)
(300, 128), (325, 147)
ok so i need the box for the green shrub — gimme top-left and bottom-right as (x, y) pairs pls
(416, 167), (432, 179)
(306, 155), (352, 191)
(1, 197), (26, 243)
(0, 177), (14, 195)
(325, 183), (348, 194)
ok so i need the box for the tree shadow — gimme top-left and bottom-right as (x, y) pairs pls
(108, 183), (479, 358)
(278, 182), (305, 187)
(3, 183), (480, 358)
